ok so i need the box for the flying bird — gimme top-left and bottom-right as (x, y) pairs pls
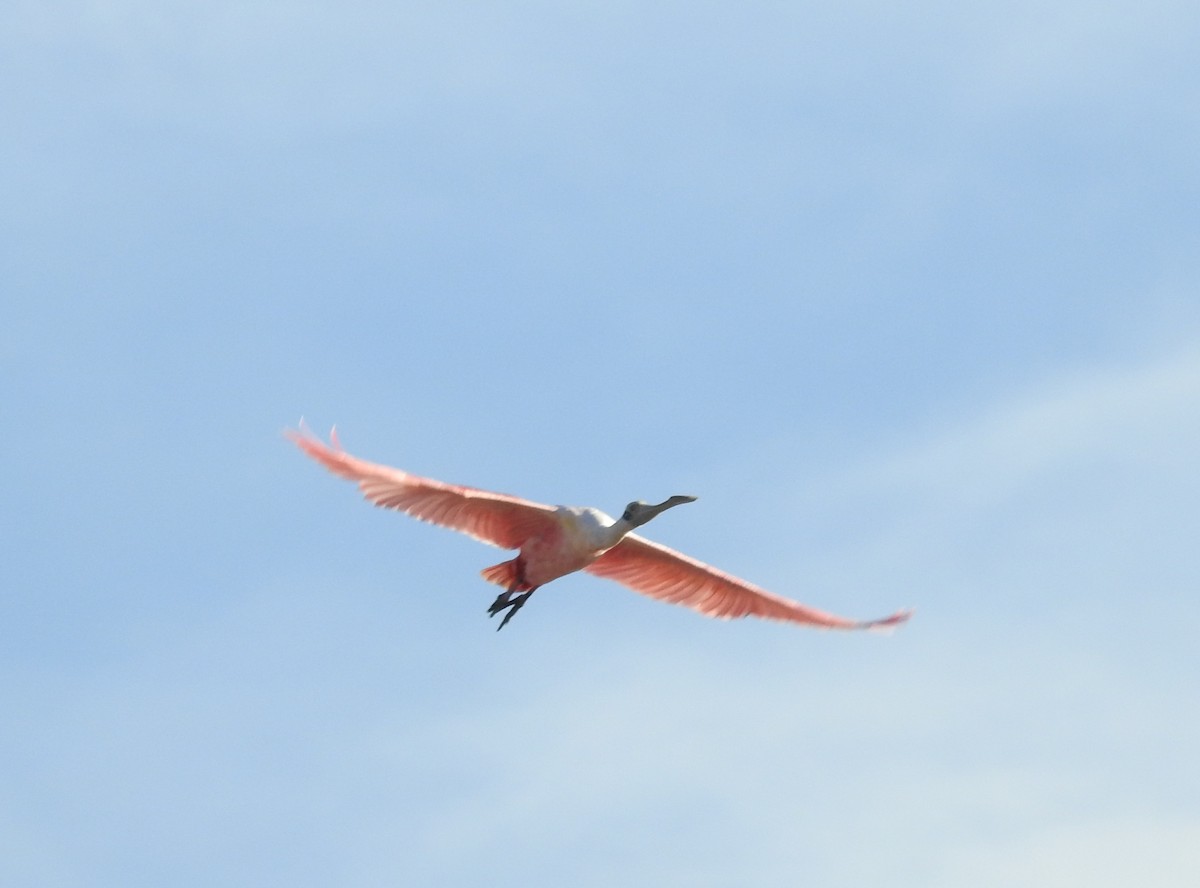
(289, 427), (912, 632)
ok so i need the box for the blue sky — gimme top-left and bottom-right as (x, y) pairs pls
(3, 1), (1199, 885)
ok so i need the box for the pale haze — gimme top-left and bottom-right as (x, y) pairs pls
(3, 2), (1199, 886)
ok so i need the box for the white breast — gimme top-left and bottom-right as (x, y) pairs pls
(520, 505), (625, 586)
(557, 505), (620, 549)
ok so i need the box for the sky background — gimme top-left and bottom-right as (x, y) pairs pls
(3, 1), (1199, 885)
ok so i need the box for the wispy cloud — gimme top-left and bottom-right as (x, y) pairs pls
(774, 343), (1200, 609)
(848, 345), (1200, 510)
(936, 816), (1200, 887)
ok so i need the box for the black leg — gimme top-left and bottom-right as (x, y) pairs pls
(494, 589), (536, 631)
(488, 587), (517, 617)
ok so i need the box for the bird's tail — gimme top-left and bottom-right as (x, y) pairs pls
(480, 558), (531, 591)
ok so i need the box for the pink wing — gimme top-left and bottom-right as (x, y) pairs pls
(587, 534), (912, 631)
(288, 428), (558, 550)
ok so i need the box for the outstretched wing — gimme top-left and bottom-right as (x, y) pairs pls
(587, 534), (912, 631)
(289, 428), (559, 550)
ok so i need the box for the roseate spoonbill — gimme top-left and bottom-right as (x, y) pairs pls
(289, 428), (912, 632)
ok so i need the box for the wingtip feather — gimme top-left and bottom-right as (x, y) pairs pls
(285, 422), (340, 449)
(860, 608), (914, 634)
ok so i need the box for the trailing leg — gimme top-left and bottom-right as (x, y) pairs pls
(487, 586), (518, 618)
(492, 588), (537, 630)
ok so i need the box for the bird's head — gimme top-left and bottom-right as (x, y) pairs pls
(620, 495), (697, 528)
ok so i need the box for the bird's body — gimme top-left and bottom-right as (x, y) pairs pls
(289, 427), (912, 632)
(517, 506), (625, 585)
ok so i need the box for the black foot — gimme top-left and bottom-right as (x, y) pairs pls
(492, 590), (535, 631)
(488, 590), (515, 618)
